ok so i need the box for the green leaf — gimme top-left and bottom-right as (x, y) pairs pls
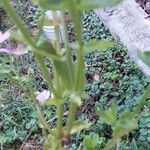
(118, 111), (135, 121)
(36, 37), (65, 60)
(113, 118), (138, 139)
(53, 59), (74, 91)
(44, 98), (64, 106)
(70, 94), (82, 106)
(68, 120), (91, 134)
(83, 134), (99, 150)
(130, 139), (139, 150)
(0, 64), (10, 74)
(35, 0), (65, 10)
(43, 134), (62, 150)
(139, 51), (150, 66)
(84, 40), (115, 53)
(98, 103), (117, 125)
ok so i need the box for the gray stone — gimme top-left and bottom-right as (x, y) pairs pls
(95, 0), (150, 75)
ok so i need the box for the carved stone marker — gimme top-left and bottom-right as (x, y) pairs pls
(95, 0), (150, 75)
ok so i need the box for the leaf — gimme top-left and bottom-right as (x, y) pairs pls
(0, 64), (10, 74)
(78, 0), (123, 10)
(130, 139), (139, 150)
(36, 37), (63, 60)
(68, 120), (91, 134)
(35, 0), (64, 10)
(84, 134), (99, 150)
(43, 134), (62, 150)
(113, 118), (138, 139)
(139, 51), (150, 66)
(70, 94), (82, 106)
(83, 40), (115, 53)
(98, 103), (117, 125)
(53, 59), (74, 90)
(44, 98), (65, 106)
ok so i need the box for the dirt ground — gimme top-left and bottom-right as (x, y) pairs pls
(136, 0), (150, 15)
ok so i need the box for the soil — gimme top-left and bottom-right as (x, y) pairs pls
(136, 0), (150, 15)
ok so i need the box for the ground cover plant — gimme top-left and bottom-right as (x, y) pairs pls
(1, 0), (150, 149)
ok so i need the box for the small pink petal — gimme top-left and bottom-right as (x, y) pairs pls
(0, 31), (10, 43)
(36, 90), (50, 103)
(93, 74), (100, 81)
(0, 44), (28, 56)
(0, 48), (13, 54)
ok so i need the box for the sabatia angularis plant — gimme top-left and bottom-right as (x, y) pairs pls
(1, 0), (150, 149)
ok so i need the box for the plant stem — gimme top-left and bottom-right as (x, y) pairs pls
(53, 13), (65, 140)
(66, 1), (84, 134)
(54, 67), (64, 139)
(35, 104), (51, 133)
(61, 12), (74, 89)
(56, 104), (64, 138)
(34, 52), (57, 96)
(66, 102), (78, 134)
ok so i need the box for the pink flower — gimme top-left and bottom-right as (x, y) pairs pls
(0, 44), (27, 56)
(0, 30), (27, 56)
(0, 31), (10, 43)
(93, 74), (100, 81)
(36, 90), (50, 103)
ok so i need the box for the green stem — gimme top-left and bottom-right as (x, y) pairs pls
(34, 52), (57, 97)
(66, 102), (78, 134)
(66, 2), (84, 134)
(35, 104), (51, 134)
(52, 15), (65, 140)
(61, 12), (74, 89)
(56, 104), (64, 139)
(68, 1), (84, 93)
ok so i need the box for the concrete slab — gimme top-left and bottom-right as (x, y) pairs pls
(95, 0), (150, 75)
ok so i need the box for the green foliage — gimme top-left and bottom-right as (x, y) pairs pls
(138, 110), (150, 149)
(82, 11), (112, 41)
(139, 51), (150, 67)
(83, 134), (99, 150)
(1, 0), (150, 149)
(0, 99), (37, 144)
(34, 0), (123, 10)
(98, 103), (117, 125)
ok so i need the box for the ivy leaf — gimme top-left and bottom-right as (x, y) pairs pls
(139, 51), (150, 66)
(0, 64), (10, 74)
(130, 139), (139, 150)
(84, 40), (115, 53)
